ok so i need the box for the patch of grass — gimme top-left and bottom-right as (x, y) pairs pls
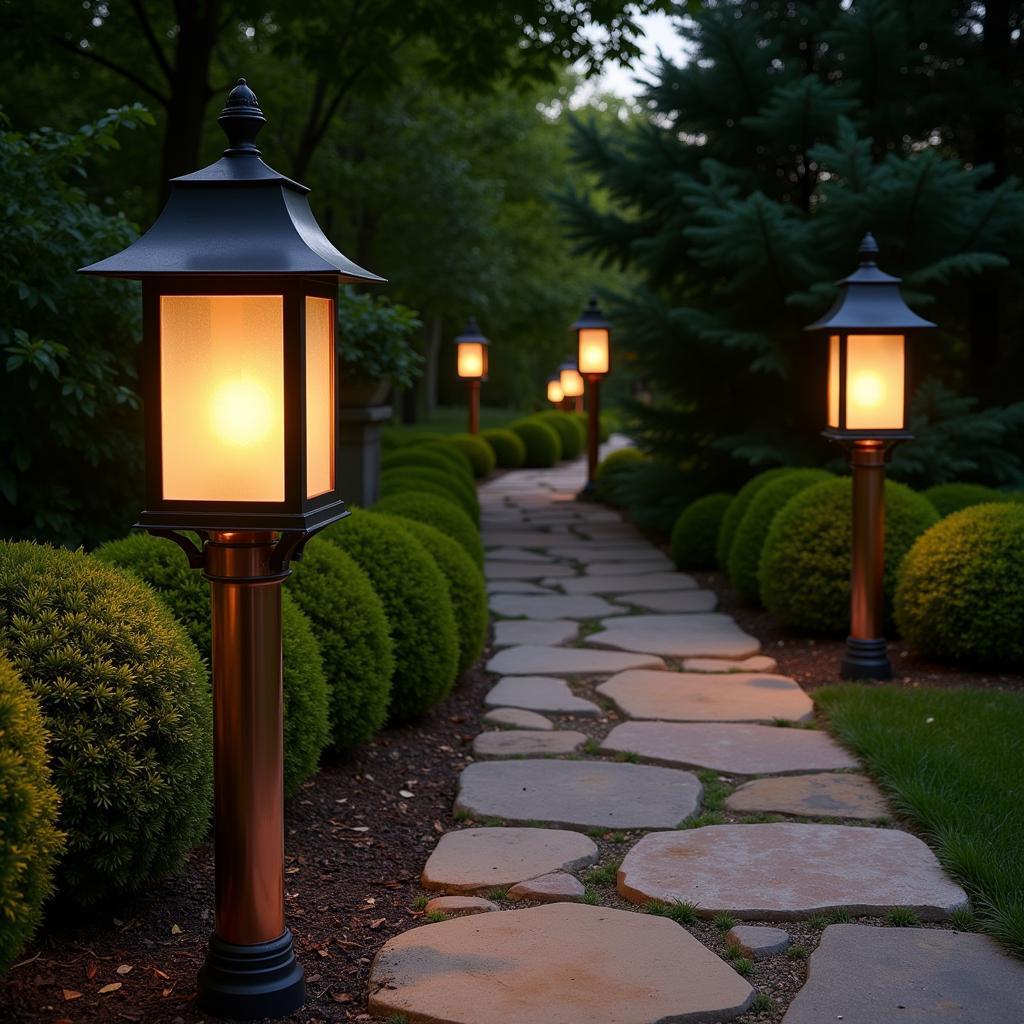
(750, 993), (775, 1012)
(411, 894), (429, 910)
(679, 811), (726, 829)
(732, 956), (753, 977)
(816, 684), (1024, 955)
(828, 907), (852, 924)
(582, 738), (602, 756)
(614, 750), (641, 764)
(712, 912), (737, 932)
(587, 827), (606, 839)
(452, 809), (473, 823)
(643, 898), (699, 924)
(738, 813), (786, 824)
(386, 1015), (409, 1024)
(609, 830), (627, 843)
(951, 903), (978, 932)
(480, 816), (505, 828)
(771, 717), (793, 728)
(786, 944), (809, 959)
(581, 886), (602, 905)
(585, 859), (622, 886)
(486, 887), (509, 901)
(884, 906), (920, 927)
(697, 769), (731, 811)
(424, 910), (447, 923)
(806, 913), (829, 929)
(724, 942), (742, 960)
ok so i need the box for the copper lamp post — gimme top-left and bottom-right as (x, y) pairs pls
(455, 317), (489, 434)
(80, 80), (384, 1018)
(805, 234), (934, 680)
(571, 295), (612, 498)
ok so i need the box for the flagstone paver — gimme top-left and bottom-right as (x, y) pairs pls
(484, 531), (572, 547)
(489, 593), (627, 619)
(421, 827), (598, 892)
(368, 903), (755, 1024)
(424, 895), (499, 916)
(455, 759), (703, 830)
(588, 614), (761, 658)
(598, 670), (814, 723)
(782, 925), (1024, 1023)
(481, 707), (554, 730)
(484, 676), (601, 716)
(473, 729), (586, 759)
(507, 871), (585, 902)
(486, 644), (665, 676)
(618, 825), (967, 919)
(683, 655), (779, 673)
(492, 618), (580, 648)
(582, 558), (675, 575)
(485, 561), (577, 580)
(615, 589), (720, 613)
(486, 580), (556, 595)
(600, 722), (859, 774)
(484, 547), (558, 563)
(542, 543), (671, 562)
(726, 926), (791, 959)
(555, 571), (699, 594)
(726, 773), (890, 820)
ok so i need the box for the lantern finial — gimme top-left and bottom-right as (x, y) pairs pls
(218, 78), (266, 155)
(858, 232), (879, 265)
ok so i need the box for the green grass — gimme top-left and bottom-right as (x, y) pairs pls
(486, 886), (509, 901)
(697, 769), (730, 811)
(643, 899), (700, 924)
(382, 405), (530, 445)
(712, 912), (737, 931)
(585, 859), (622, 886)
(816, 684), (1024, 955)
(424, 910), (448, 923)
(411, 894), (429, 910)
(732, 956), (753, 977)
(750, 993), (774, 1012)
(884, 907), (919, 927)
(582, 738), (602, 756)
(786, 944), (808, 959)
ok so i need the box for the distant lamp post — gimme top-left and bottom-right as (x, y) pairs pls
(806, 233), (934, 680)
(571, 295), (612, 498)
(80, 79), (384, 1019)
(559, 358), (585, 412)
(455, 317), (489, 434)
(546, 373), (565, 405)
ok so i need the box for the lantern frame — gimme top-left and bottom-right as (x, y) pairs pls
(455, 317), (490, 381)
(571, 294), (612, 377)
(559, 359), (585, 398)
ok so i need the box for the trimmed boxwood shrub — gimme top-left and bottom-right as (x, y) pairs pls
(372, 492), (483, 568)
(448, 433), (496, 478)
(533, 411), (583, 459)
(0, 542), (212, 908)
(481, 428), (526, 469)
(382, 448), (473, 485)
(322, 511), (458, 721)
(510, 419), (561, 467)
(0, 657), (62, 970)
(386, 518), (487, 675)
(670, 493), (733, 570)
(417, 440), (476, 477)
(379, 466), (479, 523)
(922, 482), (1010, 519)
(728, 469), (833, 605)
(286, 538), (394, 751)
(715, 467), (794, 570)
(595, 447), (646, 502)
(894, 503), (1024, 668)
(760, 478), (938, 635)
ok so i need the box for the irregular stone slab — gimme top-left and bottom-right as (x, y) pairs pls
(575, 524), (647, 541)
(486, 561), (576, 580)
(507, 871), (585, 903)
(683, 655), (779, 673)
(556, 572), (698, 594)
(424, 895), (498, 917)
(598, 671), (814, 723)
(486, 645), (665, 676)
(492, 619), (580, 648)
(783, 924), (1024, 1024)
(473, 729), (586, 759)
(490, 594), (627, 620)
(544, 544), (670, 562)
(369, 903), (754, 1024)
(487, 580), (555, 594)
(616, 590), (719, 613)
(618, 825), (967, 920)
(600, 722), (857, 775)
(422, 827), (598, 892)
(726, 925), (790, 959)
(726, 774), (889, 820)
(589, 614), (760, 659)
(484, 548), (558, 563)
(583, 559), (674, 576)
(484, 531), (567, 548)
(482, 707), (554, 731)
(484, 677), (601, 717)
(456, 759), (702, 831)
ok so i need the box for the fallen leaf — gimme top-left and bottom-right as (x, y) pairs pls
(317, 948), (329, 958)
(285, 866), (300, 874)
(98, 982), (122, 994)
(116, 964), (133, 975)
(170, 924), (183, 935)
(331, 991), (352, 1003)
(151, 968), (170, 980)
(162, 986), (174, 998)
(399, 790), (413, 799)
(369, 918), (386, 930)
(86, 962), (98, 979)
(351, 826), (370, 833)
(61, 989), (82, 1001)
(433, 820), (444, 833)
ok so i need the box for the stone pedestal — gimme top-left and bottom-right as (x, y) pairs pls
(338, 404), (391, 509)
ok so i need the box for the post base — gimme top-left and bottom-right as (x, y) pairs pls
(197, 929), (305, 1020)
(576, 481), (598, 501)
(840, 637), (892, 681)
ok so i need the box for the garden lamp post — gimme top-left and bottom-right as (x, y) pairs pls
(806, 233), (934, 680)
(455, 317), (489, 434)
(80, 79), (384, 1019)
(559, 358), (585, 413)
(546, 373), (565, 405)
(571, 295), (612, 498)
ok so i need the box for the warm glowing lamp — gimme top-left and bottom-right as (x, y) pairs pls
(546, 374), (564, 404)
(806, 233), (934, 681)
(559, 359), (585, 408)
(571, 295), (612, 497)
(80, 80), (384, 1020)
(454, 317), (489, 434)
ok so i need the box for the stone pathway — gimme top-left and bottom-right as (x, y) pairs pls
(368, 442), (1022, 1022)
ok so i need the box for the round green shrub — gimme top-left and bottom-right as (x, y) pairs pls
(759, 478), (939, 635)
(570, 411), (590, 446)
(95, 533), (332, 794)
(922, 482), (1010, 519)
(372, 491), (483, 568)
(728, 469), (833, 605)
(595, 447), (646, 500)
(322, 511), (458, 721)
(670, 493), (733, 570)
(481, 428), (526, 469)
(510, 419), (561, 467)
(894, 503), (1024, 668)
(379, 474), (460, 513)
(386, 518), (487, 675)
(379, 466), (479, 523)
(0, 657), (62, 970)
(448, 433), (496, 478)
(382, 448), (473, 485)
(0, 542), (212, 908)
(286, 538), (394, 751)
(416, 440), (476, 479)
(715, 467), (794, 570)
(532, 411), (583, 459)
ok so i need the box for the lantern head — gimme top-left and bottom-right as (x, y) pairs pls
(559, 359), (585, 398)
(571, 294), (611, 376)
(805, 234), (934, 444)
(455, 317), (489, 381)
(546, 374), (564, 404)
(79, 79), (384, 538)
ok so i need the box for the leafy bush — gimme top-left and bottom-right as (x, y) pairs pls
(448, 433), (496, 478)
(420, 441), (476, 479)
(481, 428), (526, 469)
(0, 542), (212, 908)
(382, 447), (473, 484)
(595, 447), (646, 502)
(286, 538), (394, 750)
(922, 482), (1010, 519)
(671, 493), (733, 570)
(714, 468), (794, 570)
(533, 411), (583, 459)
(379, 466), (479, 522)
(336, 285), (423, 386)
(510, 419), (561, 467)
(0, 657), (62, 971)
(894, 504), (1024, 668)
(372, 491), (483, 567)
(728, 469), (833, 605)
(322, 511), (458, 721)
(760, 478), (938, 635)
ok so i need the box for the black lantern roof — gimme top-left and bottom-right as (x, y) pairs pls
(79, 79), (384, 282)
(804, 234), (934, 333)
(570, 294), (611, 332)
(559, 357), (579, 372)
(454, 316), (490, 347)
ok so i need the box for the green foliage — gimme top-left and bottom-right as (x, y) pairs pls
(894, 504), (1024, 668)
(322, 511), (458, 722)
(603, 459), (691, 534)
(0, 542), (212, 908)
(595, 447), (646, 502)
(372, 492), (483, 568)
(0, 657), (62, 971)
(379, 467), (479, 523)
(715, 469), (793, 571)
(286, 538), (394, 751)
(509, 419), (561, 467)
(670, 493), (733, 570)
(481, 428), (526, 468)
(760, 478), (938, 635)
(336, 285), (423, 386)
(532, 411), (584, 459)
(418, 441), (477, 479)
(382, 448), (473, 485)
(922, 482), (1011, 519)
(728, 469), (833, 605)
(447, 433), (496, 478)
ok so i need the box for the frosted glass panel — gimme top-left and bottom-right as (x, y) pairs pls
(828, 334), (840, 428)
(305, 296), (334, 499)
(458, 342), (485, 379)
(560, 366), (584, 397)
(846, 333), (904, 430)
(578, 328), (609, 374)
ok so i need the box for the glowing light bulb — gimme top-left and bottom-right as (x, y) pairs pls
(547, 379), (564, 403)
(851, 371), (886, 411)
(210, 377), (275, 447)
